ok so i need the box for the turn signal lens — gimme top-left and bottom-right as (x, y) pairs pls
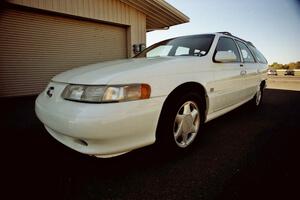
(102, 84), (151, 102)
(140, 84), (151, 99)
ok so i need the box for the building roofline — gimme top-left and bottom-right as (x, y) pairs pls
(120, 0), (189, 31)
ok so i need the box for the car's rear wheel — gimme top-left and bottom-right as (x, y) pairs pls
(156, 92), (203, 152)
(252, 84), (264, 107)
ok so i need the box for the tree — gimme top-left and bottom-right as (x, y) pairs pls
(288, 62), (296, 69)
(296, 62), (300, 69)
(282, 64), (289, 69)
(269, 61), (300, 69)
(269, 62), (283, 69)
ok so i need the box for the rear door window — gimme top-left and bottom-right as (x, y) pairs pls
(214, 37), (241, 62)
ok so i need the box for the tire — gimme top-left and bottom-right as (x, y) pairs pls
(156, 91), (203, 153)
(251, 84), (264, 107)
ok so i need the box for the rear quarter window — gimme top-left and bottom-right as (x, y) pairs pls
(236, 41), (255, 63)
(249, 45), (268, 64)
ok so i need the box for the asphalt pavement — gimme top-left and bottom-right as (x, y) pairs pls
(4, 89), (300, 200)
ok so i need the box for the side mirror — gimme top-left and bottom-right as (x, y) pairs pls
(215, 51), (237, 63)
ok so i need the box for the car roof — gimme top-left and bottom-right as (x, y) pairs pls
(169, 32), (255, 47)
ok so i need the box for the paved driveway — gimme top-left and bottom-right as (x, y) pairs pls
(4, 89), (300, 200)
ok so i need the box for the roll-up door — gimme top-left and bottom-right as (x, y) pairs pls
(0, 8), (127, 97)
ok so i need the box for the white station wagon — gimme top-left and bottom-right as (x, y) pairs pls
(36, 32), (268, 158)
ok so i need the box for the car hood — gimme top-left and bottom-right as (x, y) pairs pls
(52, 57), (175, 84)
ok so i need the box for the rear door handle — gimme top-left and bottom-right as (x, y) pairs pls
(240, 70), (247, 76)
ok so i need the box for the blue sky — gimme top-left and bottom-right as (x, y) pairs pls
(147, 0), (300, 64)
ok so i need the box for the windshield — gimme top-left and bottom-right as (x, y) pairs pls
(135, 34), (215, 58)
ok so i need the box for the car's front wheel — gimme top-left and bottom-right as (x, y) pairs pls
(156, 92), (203, 152)
(173, 100), (200, 148)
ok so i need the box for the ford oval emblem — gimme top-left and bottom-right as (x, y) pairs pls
(47, 87), (54, 97)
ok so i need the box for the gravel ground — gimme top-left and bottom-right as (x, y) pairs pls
(267, 76), (300, 91)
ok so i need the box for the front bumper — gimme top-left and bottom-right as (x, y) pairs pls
(35, 82), (165, 158)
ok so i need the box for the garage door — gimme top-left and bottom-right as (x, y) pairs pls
(0, 8), (127, 97)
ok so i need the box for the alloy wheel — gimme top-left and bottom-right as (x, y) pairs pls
(256, 89), (262, 106)
(173, 101), (200, 148)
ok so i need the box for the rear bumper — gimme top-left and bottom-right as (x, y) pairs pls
(35, 88), (165, 157)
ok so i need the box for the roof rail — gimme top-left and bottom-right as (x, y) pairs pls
(218, 32), (256, 47)
(246, 41), (255, 47)
(217, 32), (233, 36)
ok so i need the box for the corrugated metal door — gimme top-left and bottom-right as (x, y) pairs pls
(0, 8), (127, 97)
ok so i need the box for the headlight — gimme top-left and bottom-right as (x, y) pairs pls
(61, 84), (151, 103)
